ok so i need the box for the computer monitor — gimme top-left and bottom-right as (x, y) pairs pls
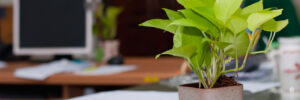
(13, 0), (93, 56)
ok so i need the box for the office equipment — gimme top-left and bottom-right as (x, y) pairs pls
(76, 65), (136, 75)
(13, 0), (93, 56)
(14, 59), (89, 80)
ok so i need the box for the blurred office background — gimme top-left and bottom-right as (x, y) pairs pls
(0, 0), (300, 100)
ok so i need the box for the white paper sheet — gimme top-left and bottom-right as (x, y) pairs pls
(0, 61), (6, 69)
(75, 65), (136, 75)
(240, 81), (280, 93)
(69, 91), (178, 100)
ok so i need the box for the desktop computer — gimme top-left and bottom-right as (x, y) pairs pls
(13, 0), (93, 59)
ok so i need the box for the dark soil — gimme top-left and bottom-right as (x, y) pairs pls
(212, 75), (241, 88)
(182, 75), (241, 89)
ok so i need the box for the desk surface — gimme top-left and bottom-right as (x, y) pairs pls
(0, 57), (184, 86)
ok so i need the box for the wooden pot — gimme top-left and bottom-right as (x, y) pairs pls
(178, 83), (243, 100)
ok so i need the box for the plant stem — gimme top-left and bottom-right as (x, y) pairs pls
(250, 32), (276, 54)
(210, 31), (256, 88)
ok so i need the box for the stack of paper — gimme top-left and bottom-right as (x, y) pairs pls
(70, 91), (178, 100)
(75, 65), (136, 75)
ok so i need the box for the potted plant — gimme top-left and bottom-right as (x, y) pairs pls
(140, 0), (288, 100)
(93, 3), (122, 61)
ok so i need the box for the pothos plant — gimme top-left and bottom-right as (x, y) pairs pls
(93, 3), (122, 40)
(140, 0), (288, 89)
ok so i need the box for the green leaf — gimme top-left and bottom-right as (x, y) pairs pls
(214, 0), (243, 24)
(190, 41), (210, 69)
(262, 19), (289, 32)
(241, 0), (263, 15)
(140, 19), (177, 34)
(182, 27), (203, 36)
(170, 19), (205, 30)
(163, 8), (184, 21)
(177, 0), (215, 8)
(173, 27), (183, 48)
(222, 31), (250, 57)
(226, 16), (247, 34)
(155, 45), (197, 59)
(192, 7), (223, 29)
(247, 9), (283, 31)
(180, 9), (220, 37)
(173, 26), (204, 48)
(214, 41), (231, 49)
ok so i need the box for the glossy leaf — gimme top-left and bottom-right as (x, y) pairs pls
(177, 0), (215, 8)
(262, 19), (289, 32)
(163, 8), (184, 21)
(140, 19), (177, 34)
(192, 7), (223, 29)
(222, 31), (250, 57)
(180, 9), (220, 37)
(247, 9), (282, 31)
(174, 26), (204, 47)
(226, 16), (248, 34)
(155, 45), (197, 59)
(214, 0), (243, 24)
(241, 0), (263, 15)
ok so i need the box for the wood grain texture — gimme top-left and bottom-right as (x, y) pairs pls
(0, 57), (183, 86)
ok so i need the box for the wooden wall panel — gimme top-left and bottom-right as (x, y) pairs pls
(113, 0), (182, 56)
(0, 6), (13, 44)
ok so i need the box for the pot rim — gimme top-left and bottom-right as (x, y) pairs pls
(178, 82), (243, 90)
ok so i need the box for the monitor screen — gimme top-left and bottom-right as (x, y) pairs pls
(19, 0), (86, 48)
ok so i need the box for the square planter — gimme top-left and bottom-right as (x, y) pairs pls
(178, 83), (243, 100)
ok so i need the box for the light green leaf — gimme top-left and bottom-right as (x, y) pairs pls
(170, 19), (204, 30)
(140, 19), (177, 34)
(226, 16), (247, 34)
(241, 0), (263, 15)
(155, 45), (197, 59)
(182, 27), (203, 36)
(190, 41), (210, 69)
(173, 27), (183, 48)
(173, 26), (204, 48)
(214, 0), (243, 24)
(247, 9), (283, 31)
(262, 19), (289, 32)
(163, 8), (184, 21)
(180, 9), (220, 37)
(192, 7), (223, 29)
(222, 31), (250, 57)
(214, 41), (231, 49)
(177, 0), (215, 8)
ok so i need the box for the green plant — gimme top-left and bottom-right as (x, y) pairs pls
(140, 0), (288, 88)
(93, 4), (122, 40)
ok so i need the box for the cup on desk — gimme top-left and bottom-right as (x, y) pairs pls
(278, 37), (300, 100)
